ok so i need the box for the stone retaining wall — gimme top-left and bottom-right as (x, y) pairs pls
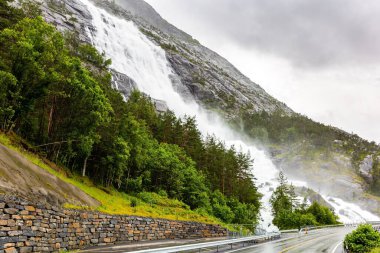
(0, 196), (226, 252)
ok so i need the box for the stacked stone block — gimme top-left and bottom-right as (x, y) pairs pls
(0, 196), (226, 252)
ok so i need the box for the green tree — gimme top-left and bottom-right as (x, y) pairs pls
(0, 71), (20, 130)
(270, 172), (296, 217)
(210, 190), (235, 223)
(270, 173), (337, 229)
(307, 202), (339, 225)
(0, 17), (112, 173)
(0, 0), (24, 30)
(0, 2), (263, 227)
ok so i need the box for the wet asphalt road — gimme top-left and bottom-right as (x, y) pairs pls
(231, 227), (353, 253)
(81, 227), (353, 253)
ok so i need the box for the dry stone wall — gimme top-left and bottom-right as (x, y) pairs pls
(0, 196), (226, 252)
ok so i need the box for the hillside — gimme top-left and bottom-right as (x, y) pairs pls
(237, 111), (380, 215)
(1, 0), (379, 225)
(42, 0), (293, 115)
(0, 133), (223, 224)
(0, 138), (98, 207)
(0, 0), (261, 228)
(103, 0), (380, 216)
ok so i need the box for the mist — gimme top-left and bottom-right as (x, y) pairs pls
(145, 0), (380, 143)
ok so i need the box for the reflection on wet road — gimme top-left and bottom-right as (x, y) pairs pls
(231, 227), (353, 253)
(81, 227), (353, 253)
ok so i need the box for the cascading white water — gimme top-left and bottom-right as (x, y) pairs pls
(80, 0), (379, 229)
(323, 195), (379, 223)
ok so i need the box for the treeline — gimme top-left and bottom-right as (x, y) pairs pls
(0, 0), (261, 225)
(240, 110), (378, 151)
(239, 110), (380, 194)
(270, 172), (339, 230)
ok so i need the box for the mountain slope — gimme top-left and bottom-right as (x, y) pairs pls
(93, 0), (293, 115)
(0, 1), (262, 227)
(103, 0), (380, 214)
(37, 0), (380, 217)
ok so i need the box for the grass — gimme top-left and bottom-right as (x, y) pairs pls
(0, 132), (222, 225)
(371, 248), (380, 253)
(363, 192), (380, 202)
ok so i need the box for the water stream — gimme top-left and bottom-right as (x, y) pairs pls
(79, 0), (378, 229)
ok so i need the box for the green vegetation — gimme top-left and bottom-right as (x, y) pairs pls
(139, 28), (160, 42)
(238, 110), (380, 195)
(344, 224), (380, 253)
(0, 132), (219, 224)
(0, 0), (261, 226)
(270, 172), (339, 230)
(160, 42), (178, 52)
(192, 74), (206, 86)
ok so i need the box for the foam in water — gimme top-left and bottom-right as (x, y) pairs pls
(323, 195), (379, 223)
(79, 0), (378, 229)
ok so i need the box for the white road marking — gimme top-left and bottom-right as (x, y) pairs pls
(331, 241), (343, 253)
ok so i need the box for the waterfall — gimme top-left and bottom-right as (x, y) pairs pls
(79, 0), (378, 229)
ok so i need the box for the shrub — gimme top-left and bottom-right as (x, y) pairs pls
(307, 202), (339, 225)
(137, 191), (189, 209)
(137, 191), (157, 205)
(213, 203), (234, 223)
(130, 198), (137, 208)
(210, 191), (234, 223)
(344, 224), (380, 253)
(299, 213), (318, 227)
(157, 189), (168, 197)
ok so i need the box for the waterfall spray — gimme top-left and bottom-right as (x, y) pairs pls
(79, 0), (379, 229)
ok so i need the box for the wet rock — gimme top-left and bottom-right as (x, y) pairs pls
(110, 70), (138, 99)
(152, 99), (168, 113)
(359, 155), (374, 183)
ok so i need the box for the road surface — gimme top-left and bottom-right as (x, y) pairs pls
(80, 237), (226, 253)
(80, 227), (353, 253)
(231, 227), (353, 253)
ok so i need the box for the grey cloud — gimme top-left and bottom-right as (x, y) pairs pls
(148, 0), (380, 68)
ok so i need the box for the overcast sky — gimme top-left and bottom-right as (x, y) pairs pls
(145, 0), (380, 143)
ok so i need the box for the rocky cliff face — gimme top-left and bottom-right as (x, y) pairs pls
(101, 0), (380, 215)
(359, 155), (375, 183)
(36, 0), (380, 216)
(39, 0), (292, 117)
(112, 0), (293, 115)
(41, 0), (93, 42)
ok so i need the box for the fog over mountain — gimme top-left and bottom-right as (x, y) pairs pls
(145, 0), (380, 143)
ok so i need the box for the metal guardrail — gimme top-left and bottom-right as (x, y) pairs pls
(128, 222), (380, 253)
(279, 229), (298, 234)
(128, 232), (281, 253)
(281, 222), (380, 235)
(226, 224), (256, 238)
(279, 224), (345, 235)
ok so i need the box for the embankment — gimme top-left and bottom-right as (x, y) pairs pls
(0, 196), (226, 252)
